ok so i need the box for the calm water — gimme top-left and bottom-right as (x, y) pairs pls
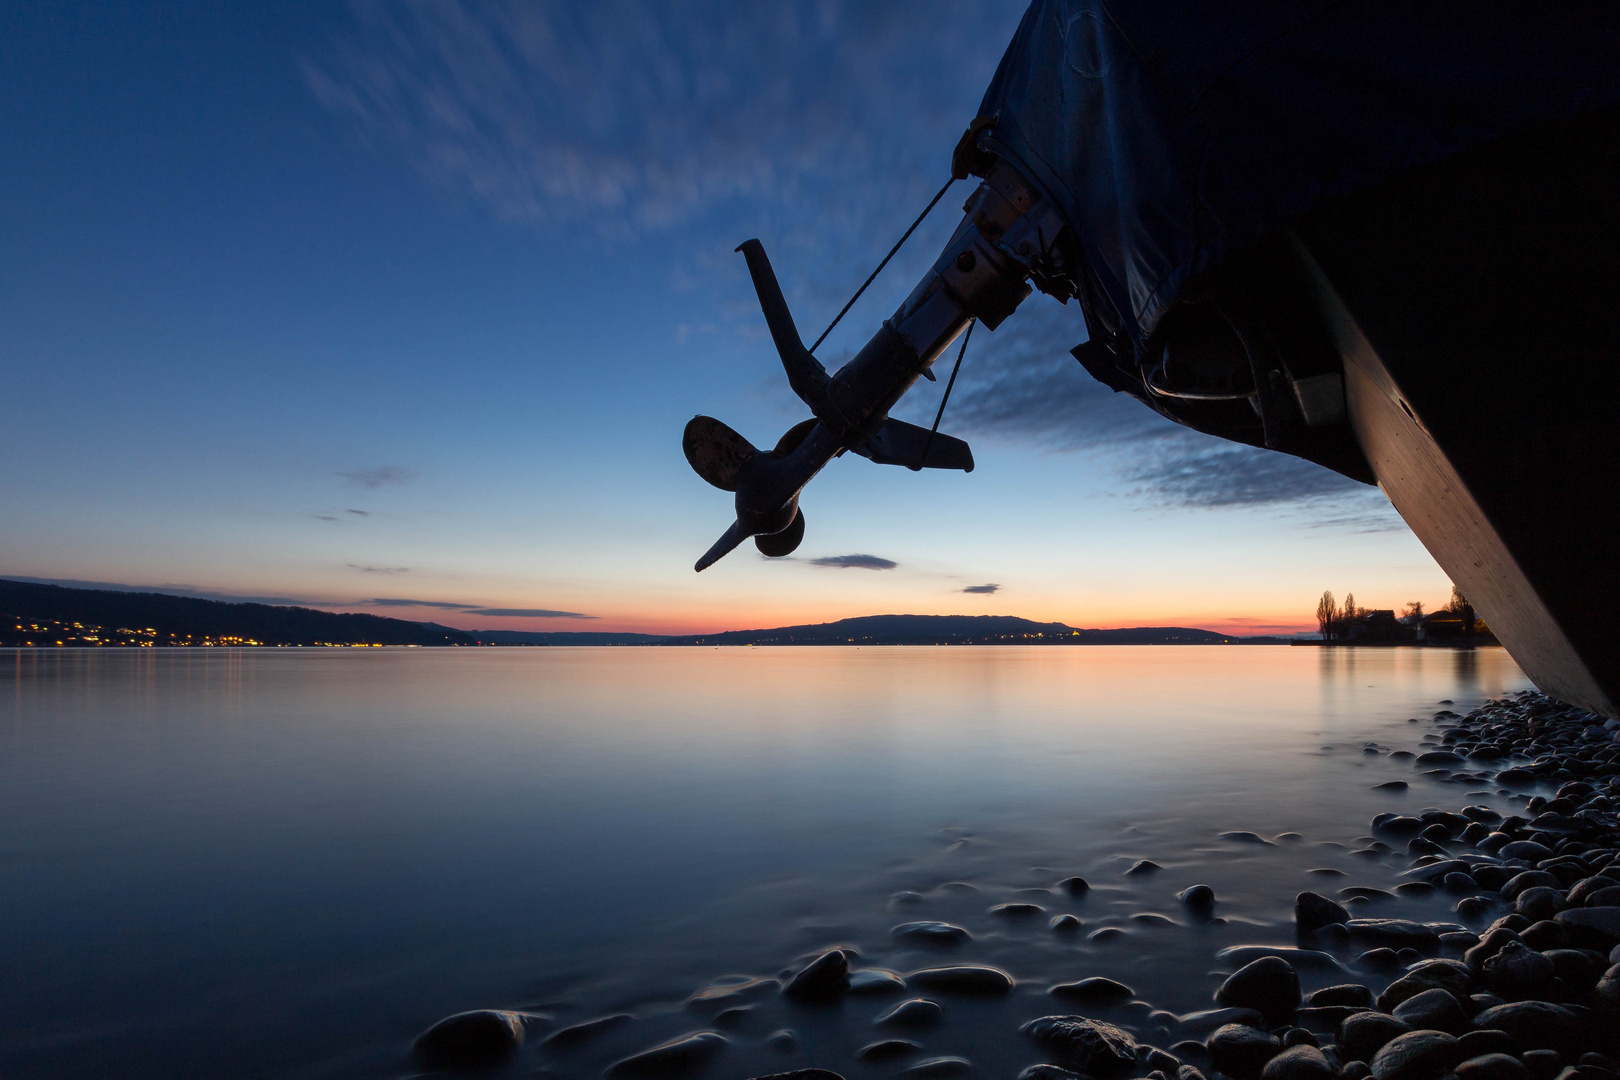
(0, 646), (1530, 1079)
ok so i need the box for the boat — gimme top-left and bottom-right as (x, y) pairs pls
(681, 1), (1620, 718)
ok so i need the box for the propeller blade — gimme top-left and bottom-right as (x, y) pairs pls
(695, 519), (749, 573)
(755, 506), (805, 558)
(735, 240), (829, 412)
(683, 416), (757, 492)
(851, 417), (975, 472)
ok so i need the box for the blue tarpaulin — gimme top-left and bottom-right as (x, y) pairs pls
(975, 1), (1620, 351)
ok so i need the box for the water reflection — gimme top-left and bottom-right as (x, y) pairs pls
(0, 646), (1527, 1079)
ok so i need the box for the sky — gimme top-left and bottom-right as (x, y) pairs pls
(0, 1), (1458, 637)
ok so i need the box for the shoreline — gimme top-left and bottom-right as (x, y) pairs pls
(409, 689), (1619, 1080)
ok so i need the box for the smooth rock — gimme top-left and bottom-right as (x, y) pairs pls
(1337, 1012), (1412, 1064)
(1503, 872), (1562, 901)
(1515, 887), (1567, 923)
(991, 902), (1046, 917)
(1217, 946), (1345, 972)
(1207, 1023), (1282, 1079)
(1060, 876), (1091, 896)
(1307, 984), (1375, 1009)
(892, 921), (970, 945)
(1022, 1015), (1139, 1076)
(1391, 989), (1469, 1036)
(1050, 914), (1082, 933)
(848, 968), (906, 996)
(1456, 1031), (1518, 1060)
(907, 966), (1014, 996)
(1050, 976), (1134, 1003)
(1472, 1001), (1582, 1053)
(413, 1010), (528, 1070)
(1127, 860), (1163, 876)
(1261, 1045), (1336, 1080)
(607, 1032), (727, 1078)
(766, 1029), (797, 1052)
(1089, 927), (1125, 943)
(747, 1071), (844, 1080)
(544, 1013), (634, 1050)
(1376, 960), (1474, 1012)
(876, 998), (942, 1030)
(1455, 1054), (1532, 1080)
(900, 1057), (973, 1079)
(1500, 840), (1556, 862)
(1181, 884), (1217, 910)
(1348, 920), (1441, 950)
(1553, 906), (1620, 951)
(1482, 940), (1555, 996)
(1223, 831), (1277, 846)
(1019, 1067), (1086, 1080)
(1216, 957), (1300, 1023)
(1178, 1007), (1266, 1032)
(857, 1039), (920, 1061)
(1297, 1005), (1364, 1030)
(1297, 892), (1351, 933)
(1369, 1030), (1461, 1080)
(783, 950), (849, 1003)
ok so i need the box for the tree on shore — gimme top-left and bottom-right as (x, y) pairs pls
(1316, 591), (1336, 640)
(1401, 600), (1425, 625)
(1447, 585), (1476, 638)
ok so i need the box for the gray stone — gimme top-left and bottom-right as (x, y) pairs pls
(1181, 884), (1217, 910)
(1376, 960), (1474, 1013)
(1456, 1031), (1518, 1060)
(892, 921), (970, 945)
(543, 1013), (634, 1050)
(857, 1039), (920, 1061)
(1502, 872), (1562, 901)
(1553, 906), (1620, 951)
(783, 950), (849, 1002)
(607, 1032), (728, 1078)
(1369, 1030), (1461, 1080)
(1215, 957), (1300, 1023)
(1207, 1024), (1282, 1079)
(1060, 876), (1091, 896)
(875, 998), (942, 1030)
(907, 965), (1014, 996)
(1019, 1068), (1085, 1080)
(1472, 1001), (1583, 1053)
(1515, 887), (1566, 923)
(1050, 976), (1134, 1003)
(1022, 1015), (1139, 1076)
(1297, 892), (1351, 933)
(900, 1058), (973, 1079)
(1337, 1012), (1411, 1064)
(1500, 840), (1555, 862)
(413, 1009), (529, 1070)
(1262, 1045), (1336, 1080)
(1178, 1007), (1266, 1032)
(847, 968), (906, 996)
(1454, 1054), (1532, 1080)
(1481, 940), (1555, 997)
(1391, 989), (1468, 1036)
(1306, 984), (1374, 1009)
(1348, 920), (1440, 950)
(747, 1072), (845, 1080)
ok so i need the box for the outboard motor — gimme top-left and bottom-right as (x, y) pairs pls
(684, 147), (1075, 571)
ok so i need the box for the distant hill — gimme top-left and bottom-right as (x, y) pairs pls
(660, 614), (1278, 646)
(0, 579), (474, 647)
(464, 628), (669, 646)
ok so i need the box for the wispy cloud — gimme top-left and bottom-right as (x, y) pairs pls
(310, 514), (340, 522)
(1121, 437), (1374, 509)
(348, 564), (409, 574)
(464, 607), (594, 619)
(304, 1), (1018, 235)
(338, 466), (415, 489)
(961, 583), (999, 594)
(367, 597), (469, 609)
(810, 553), (897, 570)
(346, 508), (370, 516)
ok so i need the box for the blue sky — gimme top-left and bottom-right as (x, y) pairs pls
(0, 1), (1455, 635)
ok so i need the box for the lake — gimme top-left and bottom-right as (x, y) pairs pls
(0, 645), (1530, 1079)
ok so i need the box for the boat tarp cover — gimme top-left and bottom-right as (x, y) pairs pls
(976, 1), (1620, 351)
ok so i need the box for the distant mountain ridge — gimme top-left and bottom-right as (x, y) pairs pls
(2, 578), (1288, 648)
(658, 614), (1280, 646)
(0, 579), (474, 647)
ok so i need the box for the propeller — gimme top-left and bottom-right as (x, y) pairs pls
(683, 240), (977, 572)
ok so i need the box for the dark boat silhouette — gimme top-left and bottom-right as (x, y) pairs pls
(683, 2), (1620, 718)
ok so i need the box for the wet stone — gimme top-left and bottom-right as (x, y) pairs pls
(544, 1013), (634, 1050)
(1347, 919), (1440, 950)
(1297, 892), (1351, 933)
(857, 1039), (921, 1061)
(906, 965), (1014, 996)
(1061, 876), (1091, 896)
(1207, 1023), (1282, 1080)
(766, 1029), (797, 1052)
(1180, 884), (1216, 910)
(1455, 1054), (1533, 1080)
(1456, 1031), (1518, 1060)
(1307, 984), (1375, 1009)
(875, 998), (942, 1030)
(1215, 957), (1300, 1024)
(848, 968), (906, 996)
(1518, 921), (1568, 951)
(1337, 1012), (1411, 1064)
(1223, 831), (1276, 846)
(1050, 913), (1082, 933)
(783, 950), (849, 1003)
(892, 921), (970, 945)
(1553, 905), (1620, 951)
(1020, 1067), (1087, 1080)
(1369, 1030), (1461, 1080)
(1390, 989), (1468, 1036)
(1022, 1015), (1140, 1077)
(1262, 1045), (1337, 1080)
(607, 1032), (728, 1079)
(991, 902), (1046, 917)
(1051, 976), (1134, 1003)
(1178, 1007), (1266, 1033)
(413, 1009), (528, 1071)
(1089, 927), (1125, 943)
(747, 1071), (845, 1080)
(900, 1057), (973, 1078)
(1482, 940), (1555, 996)
(1515, 887), (1566, 923)
(1472, 1001), (1582, 1054)
(1127, 859), (1163, 876)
